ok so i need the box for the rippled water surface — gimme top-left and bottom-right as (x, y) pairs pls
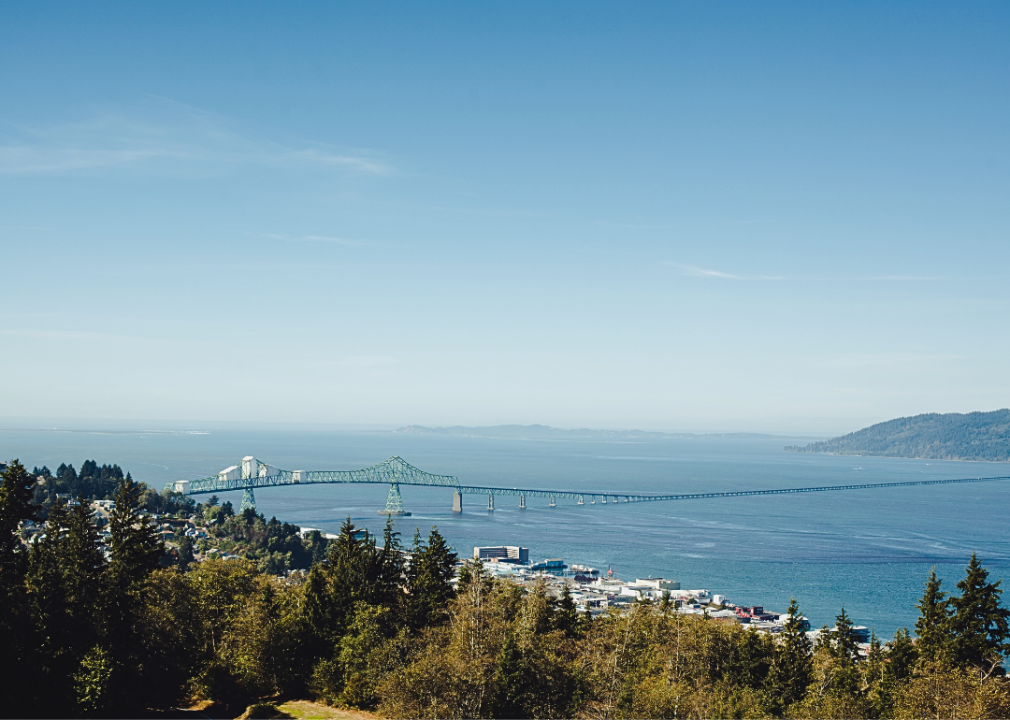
(5, 427), (1009, 637)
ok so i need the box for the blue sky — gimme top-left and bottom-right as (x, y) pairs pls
(2, 2), (1008, 433)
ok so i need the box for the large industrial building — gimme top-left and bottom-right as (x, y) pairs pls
(473, 545), (530, 564)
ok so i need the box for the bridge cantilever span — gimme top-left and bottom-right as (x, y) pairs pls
(167, 456), (460, 514)
(165, 456), (1010, 515)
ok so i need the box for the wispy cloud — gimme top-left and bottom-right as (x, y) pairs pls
(0, 99), (392, 177)
(0, 328), (126, 342)
(285, 149), (390, 176)
(668, 263), (742, 279)
(260, 233), (369, 246)
(814, 353), (964, 369)
(665, 263), (946, 283)
(665, 263), (783, 281)
(861, 275), (944, 281)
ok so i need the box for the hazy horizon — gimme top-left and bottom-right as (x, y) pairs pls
(3, 411), (1003, 439)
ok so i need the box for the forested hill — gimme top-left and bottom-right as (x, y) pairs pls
(785, 409), (1010, 462)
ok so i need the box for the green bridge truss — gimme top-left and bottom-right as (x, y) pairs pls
(164, 455), (1010, 515)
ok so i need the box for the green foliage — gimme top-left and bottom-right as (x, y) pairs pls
(893, 661), (1010, 719)
(73, 645), (114, 716)
(30, 459), (195, 520)
(404, 526), (457, 630)
(337, 603), (392, 708)
(0, 460), (42, 717)
(767, 599), (813, 714)
(948, 552), (1010, 672)
(204, 506), (329, 573)
(108, 475), (164, 590)
(915, 567), (951, 664)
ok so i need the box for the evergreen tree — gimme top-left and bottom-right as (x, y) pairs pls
(176, 534), (196, 570)
(0, 458), (39, 581)
(768, 598), (813, 713)
(887, 627), (918, 683)
(915, 567), (952, 664)
(103, 475), (165, 712)
(863, 625), (919, 718)
(108, 476), (163, 590)
(726, 628), (774, 690)
(833, 607), (859, 660)
(304, 518), (405, 646)
(948, 552), (1010, 672)
(553, 584), (580, 637)
(25, 498), (76, 714)
(60, 497), (107, 654)
(0, 459), (41, 718)
(405, 526), (457, 630)
(492, 631), (528, 718)
(825, 606), (861, 695)
(659, 589), (673, 613)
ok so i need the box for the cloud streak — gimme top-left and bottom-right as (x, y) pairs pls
(0, 99), (392, 177)
(665, 262), (947, 283)
(260, 233), (369, 246)
(814, 352), (965, 369)
(666, 263), (781, 281)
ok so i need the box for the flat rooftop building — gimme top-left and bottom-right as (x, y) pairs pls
(473, 546), (530, 564)
(635, 578), (680, 590)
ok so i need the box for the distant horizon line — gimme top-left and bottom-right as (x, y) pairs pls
(0, 415), (886, 439)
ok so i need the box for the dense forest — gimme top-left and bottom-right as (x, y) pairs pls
(5, 458), (1010, 718)
(786, 409), (1010, 462)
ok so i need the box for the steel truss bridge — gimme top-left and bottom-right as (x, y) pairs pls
(165, 455), (1010, 515)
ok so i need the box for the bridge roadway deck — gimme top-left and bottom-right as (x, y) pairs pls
(169, 455), (1010, 505)
(456, 475), (1010, 503)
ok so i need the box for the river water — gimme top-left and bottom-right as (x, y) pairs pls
(4, 426), (1008, 638)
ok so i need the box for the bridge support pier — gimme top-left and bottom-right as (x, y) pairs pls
(577, 495), (584, 505)
(240, 488), (257, 512)
(549, 495), (556, 508)
(453, 492), (463, 513)
(379, 482), (411, 516)
(519, 494), (526, 509)
(487, 493), (494, 511)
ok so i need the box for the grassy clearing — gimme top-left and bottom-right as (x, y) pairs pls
(236, 700), (380, 720)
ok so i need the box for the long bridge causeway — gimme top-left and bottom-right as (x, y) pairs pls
(165, 455), (1010, 515)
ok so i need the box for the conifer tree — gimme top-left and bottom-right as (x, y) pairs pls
(553, 584), (580, 637)
(25, 498), (75, 714)
(915, 567), (952, 664)
(405, 526), (457, 630)
(108, 476), (163, 590)
(825, 606), (861, 695)
(768, 598), (813, 713)
(60, 497), (107, 655)
(830, 606), (860, 665)
(492, 631), (528, 718)
(0, 459), (41, 718)
(103, 475), (165, 711)
(659, 589), (673, 613)
(948, 552), (1010, 672)
(321, 518), (369, 640)
(887, 627), (918, 683)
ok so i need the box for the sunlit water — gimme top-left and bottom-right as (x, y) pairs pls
(5, 427), (1009, 638)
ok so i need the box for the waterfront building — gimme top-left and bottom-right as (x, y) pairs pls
(473, 546), (530, 564)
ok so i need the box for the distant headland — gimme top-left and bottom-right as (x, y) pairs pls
(785, 409), (1010, 462)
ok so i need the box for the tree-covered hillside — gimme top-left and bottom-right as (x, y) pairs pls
(786, 410), (1010, 461)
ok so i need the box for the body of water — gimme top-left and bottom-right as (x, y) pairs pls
(4, 426), (1008, 638)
